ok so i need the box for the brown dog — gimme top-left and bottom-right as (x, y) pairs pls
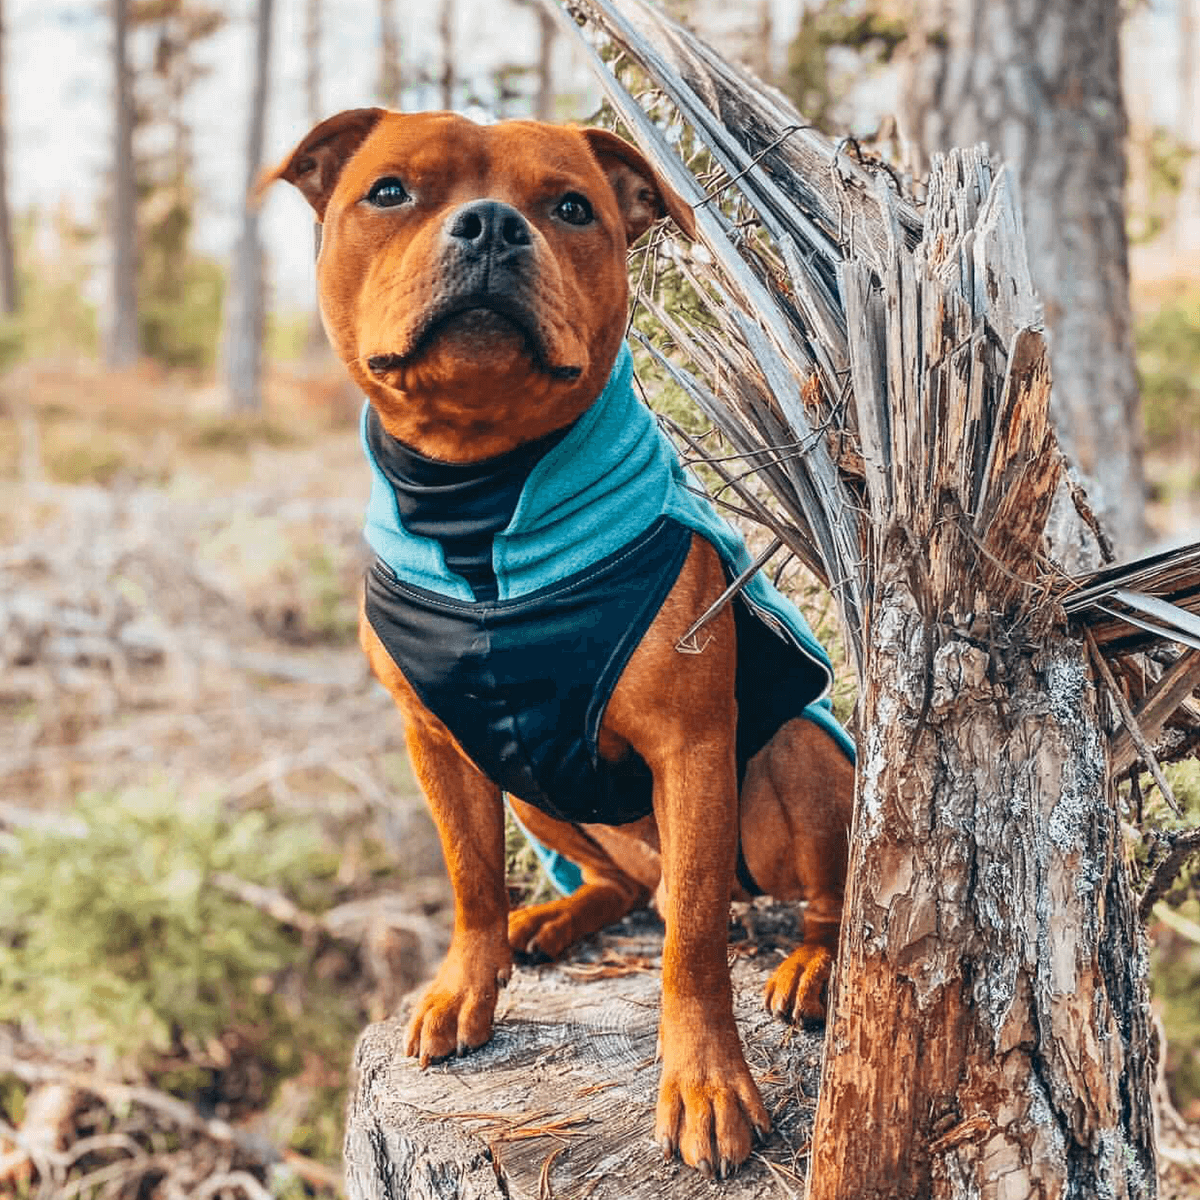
(260, 109), (854, 1178)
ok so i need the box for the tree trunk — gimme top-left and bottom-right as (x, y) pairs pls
(804, 151), (1157, 1198)
(304, 0), (326, 356)
(514, 0), (556, 121)
(460, 4), (1165, 1194)
(305, 0), (320, 123)
(808, 595), (1155, 1197)
(108, 0), (139, 367)
(378, 0), (401, 107)
(898, 0), (1147, 561)
(438, 0), (455, 110)
(220, 0), (273, 413)
(0, 0), (17, 316)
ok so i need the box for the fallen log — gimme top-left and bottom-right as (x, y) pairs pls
(344, 908), (822, 1200)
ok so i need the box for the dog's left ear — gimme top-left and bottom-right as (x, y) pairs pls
(581, 128), (698, 246)
(255, 107), (386, 219)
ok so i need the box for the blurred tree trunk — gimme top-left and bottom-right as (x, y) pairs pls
(378, 0), (401, 107)
(513, 0), (556, 121)
(305, 0), (320, 123)
(898, 0), (1147, 561)
(0, 0), (17, 316)
(304, 0), (326, 356)
(439, 0), (455, 110)
(108, 0), (139, 367)
(220, 0), (273, 412)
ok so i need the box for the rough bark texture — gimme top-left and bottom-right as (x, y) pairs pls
(898, 0), (1147, 560)
(804, 144), (1158, 1198)
(808, 594), (1155, 1199)
(220, 0), (273, 413)
(108, 0), (139, 368)
(345, 908), (824, 1200)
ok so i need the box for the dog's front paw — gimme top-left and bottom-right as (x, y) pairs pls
(655, 1033), (770, 1178)
(404, 941), (512, 1066)
(764, 943), (832, 1024)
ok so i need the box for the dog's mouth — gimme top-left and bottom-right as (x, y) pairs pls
(368, 296), (582, 382)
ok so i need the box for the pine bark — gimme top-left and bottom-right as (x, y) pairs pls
(220, 0), (273, 413)
(898, 0), (1147, 560)
(108, 0), (139, 367)
(807, 591), (1155, 1198)
(804, 153), (1157, 1199)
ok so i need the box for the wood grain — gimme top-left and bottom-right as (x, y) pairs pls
(345, 908), (822, 1200)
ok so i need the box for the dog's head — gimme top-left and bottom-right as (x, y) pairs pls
(259, 110), (695, 456)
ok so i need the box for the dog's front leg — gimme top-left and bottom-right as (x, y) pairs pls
(652, 728), (769, 1177)
(362, 620), (511, 1065)
(603, 538), (770, 1176)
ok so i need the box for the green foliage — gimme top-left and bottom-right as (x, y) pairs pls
(0, 786), (350, 1071)
(1128, 760), (1200, 1113)
(0, 211), (99, 363)
(1135, 285), (1200, 461)
(139, 241), (226, 369)
(1128, 126), (1194, 246)
(784, 0), (908, 130)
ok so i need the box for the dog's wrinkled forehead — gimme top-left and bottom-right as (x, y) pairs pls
(334, 116), (613, 215)
(259, 109), (696, 248)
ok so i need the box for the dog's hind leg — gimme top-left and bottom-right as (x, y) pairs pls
(506, 798), (651, 961)
(740, 717), (854, 1024)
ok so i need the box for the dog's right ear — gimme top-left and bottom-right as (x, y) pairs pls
(255, 108), (386, 219)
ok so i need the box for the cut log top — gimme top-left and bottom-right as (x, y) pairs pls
(345, 907), (824, 1200)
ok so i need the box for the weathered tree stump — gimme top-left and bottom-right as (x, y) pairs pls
(345, 907), (824, 1199)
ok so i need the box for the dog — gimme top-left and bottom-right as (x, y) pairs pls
(259, 109), (855, 1178)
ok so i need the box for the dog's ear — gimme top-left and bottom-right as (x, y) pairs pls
(256, 108), (386, 219)
(581, 128), (697, 246)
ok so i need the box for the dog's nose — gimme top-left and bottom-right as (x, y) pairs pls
(443, 200), (533, 261)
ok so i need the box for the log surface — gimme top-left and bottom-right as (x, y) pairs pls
(345, 907), (823, 1200)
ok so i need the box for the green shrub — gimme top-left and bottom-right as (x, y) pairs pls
(0, 786), (350, 1070)
(1136, 286), (1200, 456)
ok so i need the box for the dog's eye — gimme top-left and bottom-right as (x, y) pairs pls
(554, 193), (593, 226)
(366, 177), (410, 208)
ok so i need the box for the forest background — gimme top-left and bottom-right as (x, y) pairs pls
(1, 0), (1199, 1196)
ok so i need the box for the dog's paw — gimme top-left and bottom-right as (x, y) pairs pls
(507, 899), (579, 962)
(404, 943), (511, 1066)
(655, 1044), (770, 1178)
(764, 943), (832, 1024)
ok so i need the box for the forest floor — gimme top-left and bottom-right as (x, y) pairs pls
(0, 357), (1198, 1197)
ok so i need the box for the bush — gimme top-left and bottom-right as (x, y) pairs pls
(0, 786), (353, 1074)
(1136, 286), (1200, 458)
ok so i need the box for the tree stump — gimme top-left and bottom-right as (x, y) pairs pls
(345, 906), (824, 1199)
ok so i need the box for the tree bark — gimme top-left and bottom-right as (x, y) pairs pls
(108, 0), (139, 367)
(808, 593), (1155, 1198)
(378, 0), (401, 107)
(898, 0), (1147, 561)
(804, 152), (1157, 1199)
(220, 0), (273, 413)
